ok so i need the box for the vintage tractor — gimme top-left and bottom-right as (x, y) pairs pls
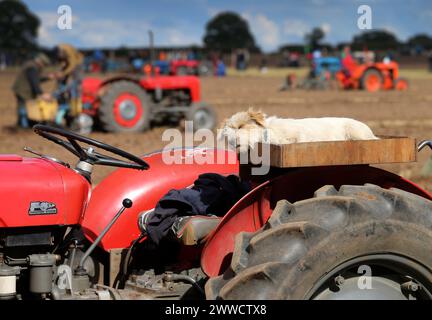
(79, 31), (217, 133)
(80, 74), (216, 133)
(1, 125), (432, 300)
(26, 75), (216, 134)
(336, 60), (409, 92)
(300, 56), (342, 90)
(27, 30), (217, 134)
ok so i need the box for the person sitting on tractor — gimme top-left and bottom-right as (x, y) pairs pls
(51, 43), (84, 125)
(11, 53), (52, 128)
(341, 45), (357, 77)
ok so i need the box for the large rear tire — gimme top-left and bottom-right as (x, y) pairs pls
(361, 69), (383, 92)
(98, 81), (151, 132)
(206, 184), (432, 300)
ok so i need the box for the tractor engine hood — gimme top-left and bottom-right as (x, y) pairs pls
(0, 155), (91, 228)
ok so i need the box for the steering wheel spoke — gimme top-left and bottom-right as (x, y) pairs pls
(68, 138), (88, 160)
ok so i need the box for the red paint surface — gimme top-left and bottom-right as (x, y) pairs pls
(113, 93), (143, 128)
(0, 157), (90, 228)
(81, 148), (238, 250)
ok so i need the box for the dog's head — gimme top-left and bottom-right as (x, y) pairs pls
(218, 109), (267, 152)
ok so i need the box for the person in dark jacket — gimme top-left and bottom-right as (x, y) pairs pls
(11, 53), (51, 128)
(51, 44), (84, 124)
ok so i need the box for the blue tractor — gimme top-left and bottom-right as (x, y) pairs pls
(302, 56), (342, 90)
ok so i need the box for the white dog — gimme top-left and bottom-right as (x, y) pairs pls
(219, 109), (378, 152)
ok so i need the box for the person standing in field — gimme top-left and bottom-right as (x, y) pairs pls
(51, 43), (84, 125)
(11, 53), (52, 128)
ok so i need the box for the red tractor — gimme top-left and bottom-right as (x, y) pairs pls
(81, 74), (216, 133)
(336, 60), (409, 92)
(2, 125), (432, 300)
(78, 31), (216, 133)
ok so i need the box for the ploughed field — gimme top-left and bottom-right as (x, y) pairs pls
(1, 68), (432, 190)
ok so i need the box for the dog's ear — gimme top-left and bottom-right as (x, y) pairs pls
(247, 108), (266, 127)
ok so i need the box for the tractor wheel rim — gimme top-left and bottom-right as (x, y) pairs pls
(194, 109), (212, 129)
(113, 93), (143, 128)
(307, 254), (432, 300)
(119, 100), (138, 120)
(366, 75), (380, 91)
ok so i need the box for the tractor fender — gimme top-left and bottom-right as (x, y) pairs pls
(100, 76), (141, 88)
(352, 65), (375, 79)
(201, 165), (432, 276)
(82, 76), (140, 100)
(85, 75), (201, 102)
(139, 76), (201, 102)
(81, 148), (238, 250)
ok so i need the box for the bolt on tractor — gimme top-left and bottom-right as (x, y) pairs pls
(2, 125), (432, 300)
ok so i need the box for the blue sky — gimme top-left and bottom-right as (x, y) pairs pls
(24, 0), (432, 52)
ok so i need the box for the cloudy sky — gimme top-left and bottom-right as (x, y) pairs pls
(24, 0), (432, 52)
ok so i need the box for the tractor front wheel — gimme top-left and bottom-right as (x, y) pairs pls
(185, 103), (217, 131)
(361, 69), (383, 92)
(98, 81), (151, 132)
(395, 78), (409, 91)
(206, 184), (432, 300)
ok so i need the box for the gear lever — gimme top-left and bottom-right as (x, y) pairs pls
(75, 198), (133, 275)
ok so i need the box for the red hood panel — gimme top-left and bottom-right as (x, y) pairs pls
(0, 157), (90, 227)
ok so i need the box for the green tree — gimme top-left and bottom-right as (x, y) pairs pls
(407, 33), (432, 50)
(352, 30), (400, 51)
(203, 12), (259, 53)
(0, 0), (40, 54)
(305, 27), (325, 50)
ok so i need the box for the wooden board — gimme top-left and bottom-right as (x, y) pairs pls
(258, 136), (417, 168)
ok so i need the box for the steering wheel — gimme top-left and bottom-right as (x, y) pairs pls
(33, 124), (149, 170)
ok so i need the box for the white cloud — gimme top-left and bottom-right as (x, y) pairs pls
(36, 11), (200, 48)
(207, 7), (221, 18)
(242, 12), (280, 52)
(321, 23), (331, 35)
(283, 19), (310, 38)
(381, 25), (410, 41)
(165, 29), (200, 46)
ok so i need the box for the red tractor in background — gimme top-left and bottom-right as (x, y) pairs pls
(336, 60), (409, 92)
(80, 74), (216, 133)
(78, 31), (217, 133)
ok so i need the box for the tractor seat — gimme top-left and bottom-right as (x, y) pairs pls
(171, 216), (221, 246)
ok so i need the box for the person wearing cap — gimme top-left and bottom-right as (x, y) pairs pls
(11, 53), (52, 128)
(51, 43), (84, 124)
